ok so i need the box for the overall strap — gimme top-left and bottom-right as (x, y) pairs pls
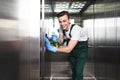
(69, 24), (75, 38)
(63, 24), (75, 38)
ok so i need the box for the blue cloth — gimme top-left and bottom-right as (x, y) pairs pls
(45, 36), (57, 53)
(51, 35), (60, 43)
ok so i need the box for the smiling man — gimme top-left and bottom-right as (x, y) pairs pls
(45, 11), (88, 80)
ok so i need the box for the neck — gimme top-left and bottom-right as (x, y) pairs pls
(66, 24), (70, 31)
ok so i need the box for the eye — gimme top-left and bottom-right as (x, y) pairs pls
(63, 21), (66, 22)
(59, 21), (62, 23)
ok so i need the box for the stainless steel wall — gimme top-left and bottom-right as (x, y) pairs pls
(0, 0), (40, 80)
(0, 0), (20, 80)
(83, 0), (120, 80)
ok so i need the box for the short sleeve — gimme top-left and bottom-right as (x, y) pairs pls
(70, 25), (81, 40)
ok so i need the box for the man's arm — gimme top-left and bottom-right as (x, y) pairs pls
(45, 36), (78, 53)
(57, 39), (78, 53)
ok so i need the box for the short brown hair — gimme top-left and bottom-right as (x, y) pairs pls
(57, 11), (70, 19)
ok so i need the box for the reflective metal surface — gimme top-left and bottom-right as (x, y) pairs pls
(0, 0), (40, 80)
(0, 0), (120, 80)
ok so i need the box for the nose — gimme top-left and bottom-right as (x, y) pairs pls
(60, 22), (64, 27)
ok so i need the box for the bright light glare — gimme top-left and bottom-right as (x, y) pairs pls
(0, 19), (18, 28)
(18, 0), (40, 37)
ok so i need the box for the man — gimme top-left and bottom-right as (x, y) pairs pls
(45, 11), (88, 80)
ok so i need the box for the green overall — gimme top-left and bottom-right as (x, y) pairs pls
(69, 41), (88, 80)
(63, 24), (88, 80)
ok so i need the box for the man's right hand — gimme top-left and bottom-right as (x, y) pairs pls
(45, 36), (57, 53)
(51, 35), (60, 43)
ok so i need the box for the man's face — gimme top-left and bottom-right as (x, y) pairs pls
(58, 15), (70, 31)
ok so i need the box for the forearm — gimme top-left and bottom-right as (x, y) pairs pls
(56, 46), (71, 53)
(57, 40), (78, 53)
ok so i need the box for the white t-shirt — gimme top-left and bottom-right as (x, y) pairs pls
(59, 24), (88, 41)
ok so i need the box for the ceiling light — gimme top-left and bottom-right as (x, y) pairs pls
(55, 2), (69, 8)
(71, 1), (86, 9)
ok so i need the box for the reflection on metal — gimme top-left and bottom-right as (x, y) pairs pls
(0, 0), (18, 19)
(50, 75), (54, 80)
(84, 2), (120, 14)
(0, 0), (40, 80)
(83, 11), (120, 47)
(44, 76), (96, 80)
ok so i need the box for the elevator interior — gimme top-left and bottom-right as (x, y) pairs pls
(0, 0), (120, 80)
(41, 0), (120, 80)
